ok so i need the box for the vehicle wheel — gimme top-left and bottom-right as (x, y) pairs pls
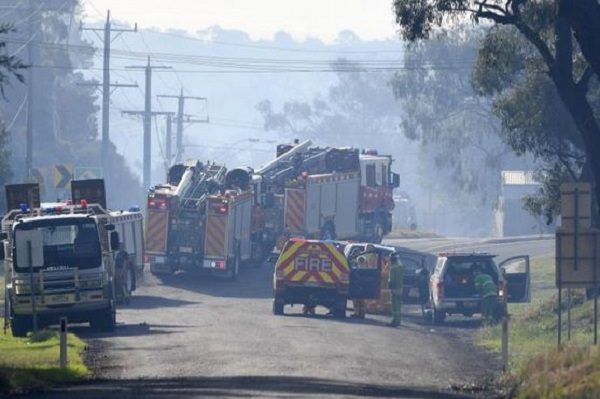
(273, 298), (284, 315)
(91, 306), (116, 332)
(227, 255), (240, 281)
(11, 315), (31, 338)
(123, 267), (135, 304)
(251, 242), (264, 268)
(432, 307), (446, 325)
(333, 299), (347, 319)
(372, 221), (384, 244)
(421, 303), (432, 320)
(321, 224), (336, 240)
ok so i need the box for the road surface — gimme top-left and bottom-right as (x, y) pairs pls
(24, 236), (554, 398)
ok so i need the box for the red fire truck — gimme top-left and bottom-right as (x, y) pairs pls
(253, 140), (400, 247)
(145, 161), (260, 280)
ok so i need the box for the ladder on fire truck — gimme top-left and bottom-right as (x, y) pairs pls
(180, 162), (227, 209)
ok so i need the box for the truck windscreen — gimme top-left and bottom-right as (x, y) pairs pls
(14, 218), (101, 272)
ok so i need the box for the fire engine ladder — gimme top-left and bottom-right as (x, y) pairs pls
(180, 163), (227, 209)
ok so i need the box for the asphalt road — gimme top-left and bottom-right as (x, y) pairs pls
(21, 236), (554, 399)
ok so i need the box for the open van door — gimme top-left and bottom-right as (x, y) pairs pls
(394, 250), (430, 304)
(499, 255), (531, 303)
(349, 250), (382, 299)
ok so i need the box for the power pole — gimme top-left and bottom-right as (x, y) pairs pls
(80, 10), (137, 177)
(157, 89), (209, 163)
(121, 110), (174, 188)
(125, 57), (171, 189)
(25, 0), (35, 179)
(166, 113), (172, 168)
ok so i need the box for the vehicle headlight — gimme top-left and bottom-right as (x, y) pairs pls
(80, 278), (103, 289)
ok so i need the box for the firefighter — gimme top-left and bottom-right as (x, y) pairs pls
(388, 253), (403, 327)
(351, 255), (368, 318)
(472, 266), (499, 325)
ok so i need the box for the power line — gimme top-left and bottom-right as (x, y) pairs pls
(147, 29), (404, 55)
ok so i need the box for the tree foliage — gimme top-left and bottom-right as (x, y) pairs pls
(394, 0), (600, 224)
(0, 24), (25, 97)
(0, 1), (142, 208)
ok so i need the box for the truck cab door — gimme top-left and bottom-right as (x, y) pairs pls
(349, 250), (382, 299)
(499, 255), (531, 303)
(394, 250), (430, 304)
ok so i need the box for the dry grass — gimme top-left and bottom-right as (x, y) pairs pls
(517, 345), (600, 399)
(477, 257), (600, 398)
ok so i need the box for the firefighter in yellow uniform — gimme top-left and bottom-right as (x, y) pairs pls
(388, 253), (403, 327)
(352, 255), (368, 318)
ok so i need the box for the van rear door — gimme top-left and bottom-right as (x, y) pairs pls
(349, 251), (382, 299)
(394, 250), (430, 304)
(499, 255), (531, 303)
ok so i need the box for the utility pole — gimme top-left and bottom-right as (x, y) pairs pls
(157, 89), (209, 163)
(125, 57), (171, 189)
(166, 114), (173, 167)
(25, 0), (35, 179)
(80, 10), (137, 177)
(122, 110), (174, 189)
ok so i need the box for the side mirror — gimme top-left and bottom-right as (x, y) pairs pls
(391, 173), (400, 188)
(0, 242), (5, 261)
(267, 255), (278, 264)
(110, 231), (120, 251)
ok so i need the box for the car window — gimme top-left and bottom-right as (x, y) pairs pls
(444, 257), (498, 283)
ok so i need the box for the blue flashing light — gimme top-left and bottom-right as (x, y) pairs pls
(19, 203), (29, 213)
(129, 205), (141, 212)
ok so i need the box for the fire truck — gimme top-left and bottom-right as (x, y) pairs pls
(253, 140), (400, 247)
(145, 161), (259, 280)
(1, 180), (143, 337)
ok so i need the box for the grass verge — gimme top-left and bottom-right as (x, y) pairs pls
(477, 257), (600, 398)
(0, 321), (89, 394)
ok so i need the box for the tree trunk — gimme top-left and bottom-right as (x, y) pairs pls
(560, 0), (600, 80)
(554, 76), (600, 227)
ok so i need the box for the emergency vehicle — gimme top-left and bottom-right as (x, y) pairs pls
(254, 140), (400, 248)
(423, 252), (531, 324)
(273, 238), (385, 317)
(146, 161), (259, 280)
(1, 180), (143, 336)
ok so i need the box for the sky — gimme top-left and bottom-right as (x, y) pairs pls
(82, 0), (399, 43)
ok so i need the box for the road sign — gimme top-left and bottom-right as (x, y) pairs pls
(53, 164), (73, 189)
(560, 182), (592, 230)
(556, 228), (598, 288)
(74, 167), (103, 181)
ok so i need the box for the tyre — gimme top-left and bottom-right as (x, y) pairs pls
(372, 221), (384, 244)
(432, 307), (446, 325)
(421, 303), (432, 320)
(321, 224), (336, 240)
(333, 298), (347, 319)
(227, 255), (240, 281)
(91, 306), (116, 332)
(11, 314), (32, 338)
(251, 242), (264, 268)
(122, 267), (135, 305)
(273, 298), (284, 315)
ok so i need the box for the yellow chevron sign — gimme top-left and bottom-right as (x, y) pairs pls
(53, 164), (73, 189)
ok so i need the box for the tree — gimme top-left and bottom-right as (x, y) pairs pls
(0, 24), (25, 96)
(0, 1), (143, 208)
(391, 27), (534, 235)
(0, 24), (26, 203)
(393, 0), (600, 223)
(471, 24), (594, 223)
